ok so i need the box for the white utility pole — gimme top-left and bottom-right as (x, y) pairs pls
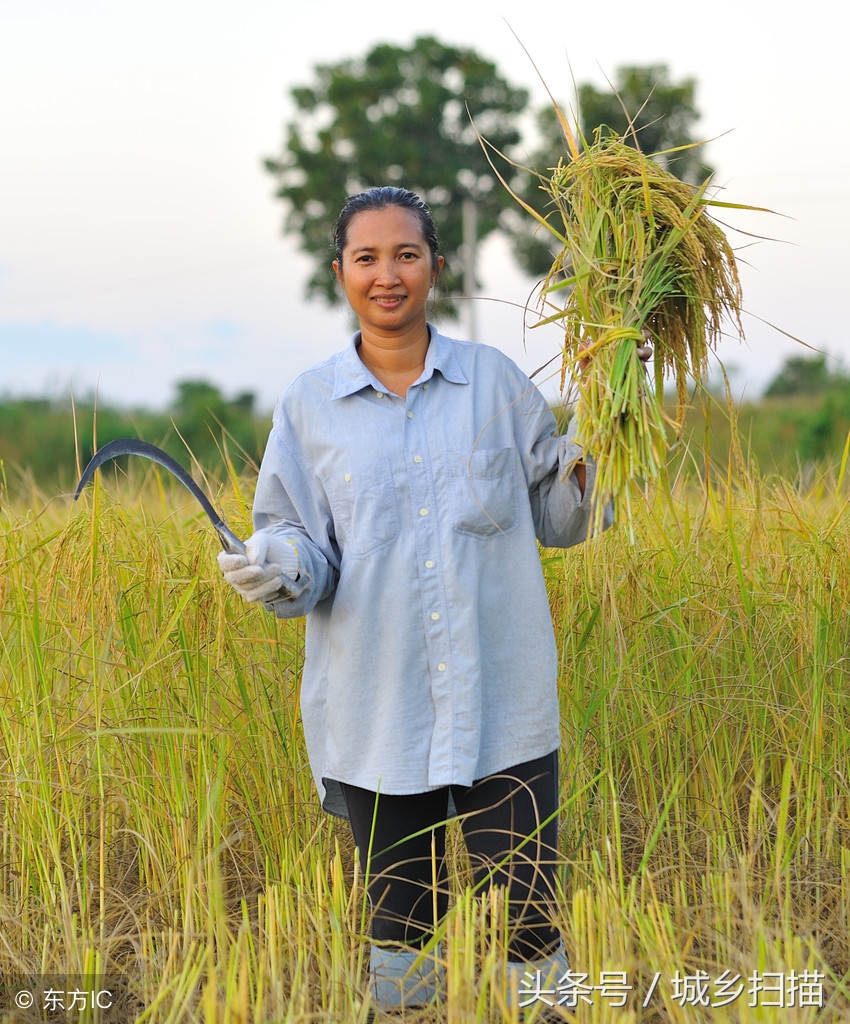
(462, 194), (478, 342)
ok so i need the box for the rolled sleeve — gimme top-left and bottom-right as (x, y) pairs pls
(252, 434), (338, 618)
(525, 400), (613, 548)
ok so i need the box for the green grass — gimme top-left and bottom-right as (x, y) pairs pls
(1, 452), (849, 1021)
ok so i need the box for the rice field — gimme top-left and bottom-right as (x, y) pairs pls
(1, 445), (849, 1022)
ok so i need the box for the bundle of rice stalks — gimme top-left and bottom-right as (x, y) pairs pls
(501, 108), (751, 536)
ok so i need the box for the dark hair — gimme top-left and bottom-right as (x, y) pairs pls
(332, 186), (441, 270)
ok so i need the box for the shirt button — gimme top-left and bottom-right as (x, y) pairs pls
(423, 383), (430, 390)
(419, 508), (429, 517)
(437, 663), (446, 672)
(374, 390), (384, 398)
(425, 560), (435, 569)
(406, 411), (414, 419)
(344, 473), (351, 482)
(413, 455), (423, 463)
(430, 612), (440, 621)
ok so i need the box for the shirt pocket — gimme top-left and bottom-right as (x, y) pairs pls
(322, 458), (401, 558)
(447, 447), (520, 538)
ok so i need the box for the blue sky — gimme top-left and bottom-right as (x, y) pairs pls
(2, 0), (846, 412)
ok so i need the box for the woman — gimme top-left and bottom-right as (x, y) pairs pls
(219, 186), (615, 1018)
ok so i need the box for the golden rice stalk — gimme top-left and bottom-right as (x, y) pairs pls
(499, 104), (748, 536)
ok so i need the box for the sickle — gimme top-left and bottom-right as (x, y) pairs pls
(74, 438), (246, 554)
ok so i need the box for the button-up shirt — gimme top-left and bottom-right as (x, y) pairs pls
(252, 328), (607, 816)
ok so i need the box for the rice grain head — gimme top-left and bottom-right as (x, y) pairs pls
(532, 129), (745, 534)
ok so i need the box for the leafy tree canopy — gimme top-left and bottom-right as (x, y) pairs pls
(763, 353), (849, 398)
(511, 64), (714, 278)
(264, 36), (529, 311)
(578, 65), (712, 183)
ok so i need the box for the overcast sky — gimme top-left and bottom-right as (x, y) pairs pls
(2, 0), (846, 413)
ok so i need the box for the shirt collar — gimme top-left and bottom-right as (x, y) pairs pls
(331, 325), (469, 400)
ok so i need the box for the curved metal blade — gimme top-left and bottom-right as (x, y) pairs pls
(74, 438), (246, 554)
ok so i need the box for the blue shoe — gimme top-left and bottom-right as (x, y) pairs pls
(369, 943), (443, 1012)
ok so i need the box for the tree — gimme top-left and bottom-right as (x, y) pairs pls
(578, 65), (712, 184)
(763, 353), (846, 398)
(169, 380), (262, 468)
(511, 64), (714, 278)
(264, 36), (529, 313)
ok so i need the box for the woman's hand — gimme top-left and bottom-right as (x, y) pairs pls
(577, 329), (653, 373)
(218, 532), (301, 603)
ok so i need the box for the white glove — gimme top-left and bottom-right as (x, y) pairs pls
(218, 531), (301, 603)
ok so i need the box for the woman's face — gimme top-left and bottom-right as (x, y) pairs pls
(333, 205), (443, 338)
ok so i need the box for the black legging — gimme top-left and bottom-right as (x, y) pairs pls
(340, 751), (561, 961)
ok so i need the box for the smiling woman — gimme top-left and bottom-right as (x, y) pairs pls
(331, 190), (444, 395)
(217, 185), (611, 1019)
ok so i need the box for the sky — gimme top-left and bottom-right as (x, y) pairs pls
(2, 0), (847, 415)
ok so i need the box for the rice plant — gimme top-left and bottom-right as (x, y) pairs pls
(490, 98), (767, 537)
(2, 444), (849, 1021)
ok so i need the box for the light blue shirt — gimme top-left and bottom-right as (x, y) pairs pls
(252, 328), (608, 816)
